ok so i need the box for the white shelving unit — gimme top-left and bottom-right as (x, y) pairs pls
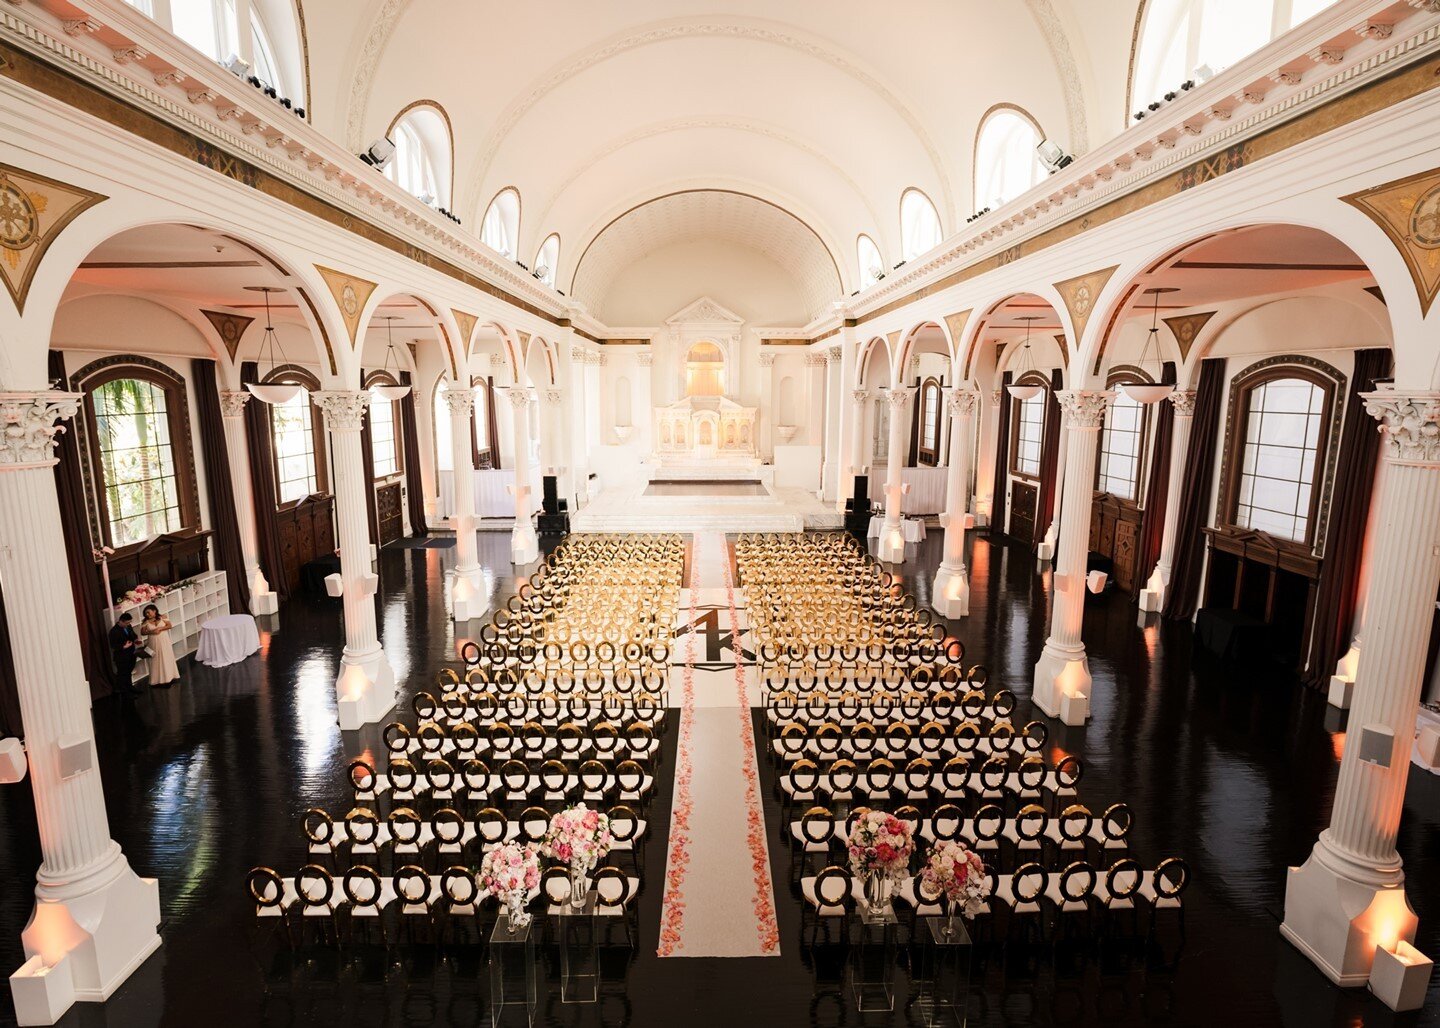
(104, 570), (230, 682)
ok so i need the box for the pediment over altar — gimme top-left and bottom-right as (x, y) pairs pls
(665, 296), (745, 330)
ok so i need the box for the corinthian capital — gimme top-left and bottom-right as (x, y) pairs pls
(441, 386), (475, 415)
(505, 387), (534, 409)
(1168, 389), (1198, 417)
(852, 389), (870, 405)
(1056, 390), (1114, 429)
(0, 391), (83, 470)
(946, 388), (980, 418)
(313, 390), (371, 432)
(544, 388), (563, 405)
(1363, 390), (1440, 466)
(219, 390), (251, 418)
(883, 389), (911, 410)
(758, 352), (776, 368)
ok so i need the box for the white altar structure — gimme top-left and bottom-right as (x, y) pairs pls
(653, 396), (758, 459)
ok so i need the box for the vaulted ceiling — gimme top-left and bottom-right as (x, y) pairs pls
(298, 1), (1145, 314)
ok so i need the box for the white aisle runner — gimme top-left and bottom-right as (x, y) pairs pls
(657, 533), (780, 957)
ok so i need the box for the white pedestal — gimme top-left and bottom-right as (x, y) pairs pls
(1281, 849), (1417, 986)
(1328, 676), (1355, 710)
(1033, 644), (1091, 723)
(1369, 941), (1434, 1011)
(511, 522), (539, 566)
(1138, 587), (1163, 613)
(250, 591), (278, 616)
(1036, 540), (1055, 562)
(10, 955), (74, 1027)
(1416, 724), (1440, 770)
(932, 563), (970, 619)
(876, 525), (906, 564)
(334, 649), (395, 731)
(452, 571), (487, 622)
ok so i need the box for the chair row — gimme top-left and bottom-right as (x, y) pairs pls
(349, 757), (656, 810)
(384, 721), (663, 764)
(769, 721), (1046, 762)
(777, 755), (1082, 810)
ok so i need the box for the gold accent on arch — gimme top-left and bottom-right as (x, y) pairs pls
(200, 308), (255, 361)
(1163, 310), (1217, 362)
(0, 163), (106, 315)
(452, 308), (478, 359)
(1054, 266), (1118, 346)
(943, 310), (972, 362)
(314, 265), (378, 346)
(1342, 165), (1440, 317)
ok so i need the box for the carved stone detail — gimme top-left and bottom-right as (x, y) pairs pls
(636, 351), (654, 367)
(852, 389), (870, 405)
(0, 391), (83, 469)
(826, 345), (843, 365)
(758, 352), (776, 368)
(441, 386), (475, 415)
(505, 388), (534, 409)
(1168, 390), (1199, 418)
(805, 353), (828, 368)
(313, 390), (372, 432)
(544, 389), (563, 405)
(219, 390), (251, 418)
(1363, 392), (1440, 465)
(1056, 390), (1113, 429)
(947, 389), (980, 418)
(883, 389), (911, 410)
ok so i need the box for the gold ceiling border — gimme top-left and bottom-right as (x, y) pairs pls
(0, 163), (106, 315)
(1342, 165), (1440, 316)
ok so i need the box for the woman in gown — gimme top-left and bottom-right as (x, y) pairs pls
(140, 603), (180, 686)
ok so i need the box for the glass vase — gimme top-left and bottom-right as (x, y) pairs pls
(570, 864), (588, 905)
(506, 891), (530, 933)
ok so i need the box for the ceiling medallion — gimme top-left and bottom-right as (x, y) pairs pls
(1409, 184), (1440, 248)
(0, 176), (42, 260)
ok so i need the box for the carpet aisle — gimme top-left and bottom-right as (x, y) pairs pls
(657, 533), (780, 957)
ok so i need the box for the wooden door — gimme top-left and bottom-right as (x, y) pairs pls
(1091, 494), (1143, 593)
(376, 481), (404, 547)
(1010, 480), (1038, 545)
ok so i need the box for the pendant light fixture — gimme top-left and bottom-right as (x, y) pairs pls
(243, 286), (301, 405)
(1124, 287), (1178, 404)
(1006, 315), (1045, 401)
(371, 315), (413, 401)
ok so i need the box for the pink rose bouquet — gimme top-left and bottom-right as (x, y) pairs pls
(541, 803), (612, 872)
(479, 841), (541, 929)
(847, 810), (915, 882)
(920, 840), (989, 918)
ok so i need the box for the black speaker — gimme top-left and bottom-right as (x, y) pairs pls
(542, 475), (559, 515)
(852, 474), (869, 509)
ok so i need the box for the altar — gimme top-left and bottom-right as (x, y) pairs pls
(653, 396), (758, 460)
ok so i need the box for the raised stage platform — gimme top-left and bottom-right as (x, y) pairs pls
(571, 476), (841, 533)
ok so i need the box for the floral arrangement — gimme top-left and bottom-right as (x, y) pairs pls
(847, 810), (916, 881)
(542, 803), (612, 870)
(920, 840), (990, 918)
(114, 583), (168, 610)
(479, 842), (540, 929)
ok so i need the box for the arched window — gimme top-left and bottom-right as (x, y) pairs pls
(1096, 374), (1151, 500)
(1131, 0), (1338, 112)
(364, 372), (403, 480)
(900, 189), (942, 260)
(77, 360), (199, 548)
(534, 234), (560, 287)
(481, 188), (521, 258)
(433, 377), (455, 473)
(917, 377), (943, 466)
(1010, 375), (1049, 479)
(265, 366), (327, 505)
(474, 377), (493, 466)
(857, 235), (884, 289)
(974, 108), (1046, 211)
(386, 105), (451, 207)
(134, 0), (306, 104)
(1224, 365), (1337, 545)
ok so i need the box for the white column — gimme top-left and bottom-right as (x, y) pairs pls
(822, 346), (843, 502)
(849, 390), (870, 481)
(758, 351), (775, 461)
(634, 350), (654, 453)
(876, 389), (913, 563)
(507, 388), (540, 564)
(933, 389), (979, 617)
(1282, 390), (1440, 986)
(442, 385), (485, 622)
(314, 391), (395, 731)
(543, 388), (569, 502)
(1139, 389), (1196, 613)
(0, 392), (160, 1018)
(1032, 390), (1112, 725)
(806, 352), (827, 447)
(974, 389), (1001, 528)
(218, 392), (277, 615)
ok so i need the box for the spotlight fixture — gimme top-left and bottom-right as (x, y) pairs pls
(243, 286), (300, 404)
(533, 262), (550, 281)
(1124, 287), (1179, 404)
(1192, 63), (1216, 84)
(417, 191), (436, 207)
(1006, 316), (1045, 401)
(371, 316), (412, 401)
(359, 137), (396, 169)
(221, 53), (251, 78)
(1036, 139), (1073, 173)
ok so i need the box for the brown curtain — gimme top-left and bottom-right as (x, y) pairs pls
(484, 377), (501, 470)
(359, 400), (379, 545)
(1304, 348), (1392, 688)
(241, 361), (290, 601)
(192, 360), (251, 614)
(1163, 357), (1226, 621)
(50, 350), (114, 699)
(1034, 368), (1064, 540)
(1135, 362), (1178, 590)
(0, 579), (21, 736)
(989, 371), (1012, 534)
(399, 372), (428, 536)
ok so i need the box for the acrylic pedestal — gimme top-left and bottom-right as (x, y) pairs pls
(850, 907), (899, 1012)
(917, 916), (973, 1027)
(488, 913), (537, 1027)
(556, 893), (599, 1004)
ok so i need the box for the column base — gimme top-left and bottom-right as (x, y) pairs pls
(451, 568), (487, 623)
(876, 524), (906, 564)
(335, 647), (395, 731)
(249, 569), (278, 617)
(1281, 835), (1416, 986)
(1138, 566), (1167, 613)
(932, 562), (970, 618)
(1033, 641), (1091, 725)
(14, 852), (160, 1021)
(511, 522), (539, 566)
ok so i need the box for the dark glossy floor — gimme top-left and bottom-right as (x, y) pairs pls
(0, 528), (1436, 1027)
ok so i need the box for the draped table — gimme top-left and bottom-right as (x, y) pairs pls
(436, 465), (544, 519)
(195, 613), (260, 668)
(900, 467), (950, 515)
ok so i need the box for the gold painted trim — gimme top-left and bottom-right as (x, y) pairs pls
(1341, 164), (1440, 317)
(0, 163), (106, 315)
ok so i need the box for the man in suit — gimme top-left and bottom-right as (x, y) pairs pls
(109, 612), (141, 697)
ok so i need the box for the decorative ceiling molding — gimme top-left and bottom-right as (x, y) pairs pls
(314, 265), (379, 346)
(344, 0), (409, 151)
(461, 17), (955, 225)
(0, 163), (106, 315)
(530, 115), (885, 247)
(1024, 0), (1089, 153)
(1342, 164), (1440, 316)
(1163, 310), (1218, 362)
(200, 308), (255, 361)
(1054, 265), (1119, 345)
